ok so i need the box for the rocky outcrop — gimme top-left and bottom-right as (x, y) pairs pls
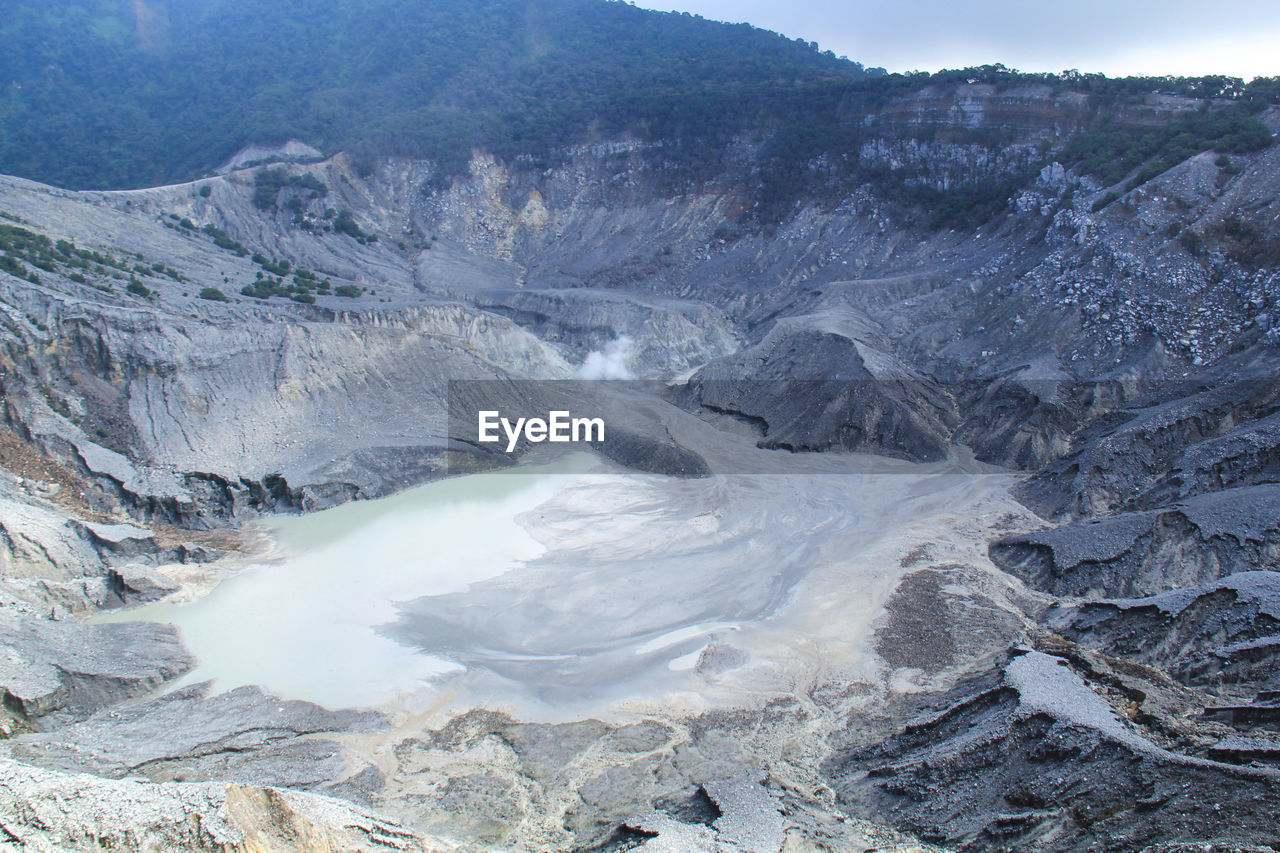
(105, 562), (182, 604)
(1015, 371), (1280, 521)
(472, 287), (740, 375)
(215, 140), (325, 174)
(0, 756), (453, 852)
(683, 312), (956, 462)
(1049, 572), (1280, 696)
(382, 705), (942, 852)
(0, 608), (192, 722)
(826, 647), (1280, 851)
(0, 491), (110, 582)
(951, 374), (1109, 471)
(6, 682), (385, 792)
(989, 484), (1280, 598)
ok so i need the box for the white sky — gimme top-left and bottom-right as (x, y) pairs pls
(631, 0), (1280, 80)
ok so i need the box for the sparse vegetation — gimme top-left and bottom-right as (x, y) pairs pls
(202, 224), (249, 257)
(333, 211), (376, 244)
(1091, 190), (1122, 212)
(241, 268), (346, 302)
(252, 253), (292, 276)
(253, 168), (328, 211)
(1, 221), (179, 289)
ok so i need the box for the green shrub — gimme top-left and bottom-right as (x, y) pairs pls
(254, 168), (327, 210)
(1091, 190), (1121, 212)
(253, 169), (288, 209)
(198, 286), (228, 301)
(203, 226), (249, 256)
(1063, 105), (1272, 190)
(333, 210), (376, 243)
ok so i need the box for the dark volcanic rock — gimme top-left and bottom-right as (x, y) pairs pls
(825, 648), (1280, 852)
(1201, 692), (1280, 730)
(591, 427), (711, 478)
(953, 376), (1088, 471)
(1134, 408), (1280, 509)
(874, 565), (1029, 677)
(989, 484), (1280, 599)
(875, 570), (957, 671)
(1050, 572), (1280, 695)
(687, 313), (956, 463)
(1016, 372), (1280, 520)
(951, 374), (1144, 471)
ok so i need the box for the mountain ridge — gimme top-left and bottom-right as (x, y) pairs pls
(3, 0), (1278, 231)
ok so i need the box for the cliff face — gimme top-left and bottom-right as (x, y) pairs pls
(2, 91), (1276, 513)
(2, 85), (1280, 851)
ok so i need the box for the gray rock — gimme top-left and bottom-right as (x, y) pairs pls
(990, 484), (1280, 599)
(684, 312), (955, 463)
(826, 648), (1280, 851)
(0, 608), (192, 721)
(1016, 372), (1280, 521)
(1207, 733), (1280, 763)
(0, 756), (439, 851)
(106, 563), (180, 604)
(7, 682), (384, 789)
(0, 490), (112, 582)
(951, 375), (1095, 470)
(1050, 572), (1280, 696)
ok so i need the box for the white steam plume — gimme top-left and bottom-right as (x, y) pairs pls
(577, 335), (635, 379)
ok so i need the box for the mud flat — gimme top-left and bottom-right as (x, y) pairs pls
(101, 394), (1022, 723)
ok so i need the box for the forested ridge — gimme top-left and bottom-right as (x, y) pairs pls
(1, 0), (1277, 227)
(0, 0), (864, 188)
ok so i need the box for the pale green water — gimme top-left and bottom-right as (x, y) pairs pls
(97, 456), (595, 709)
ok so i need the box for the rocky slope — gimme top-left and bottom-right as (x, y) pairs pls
(1, 85), (1280, 851)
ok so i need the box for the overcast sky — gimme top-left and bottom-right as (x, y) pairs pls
(631, 0), (1280, 80)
